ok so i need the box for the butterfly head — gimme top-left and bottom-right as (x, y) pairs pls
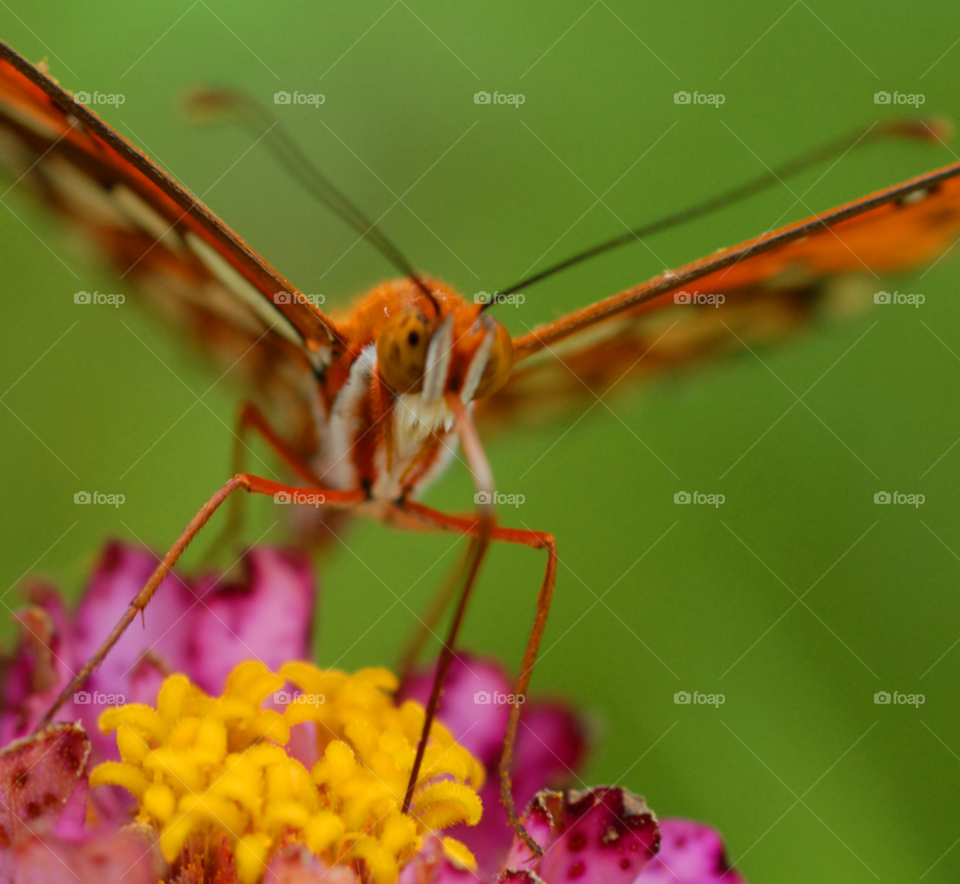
(375, 286), (513, 405)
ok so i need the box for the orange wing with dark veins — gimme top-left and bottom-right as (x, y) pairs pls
(0, 40), (347, 460)
(482, 158), (960, 426)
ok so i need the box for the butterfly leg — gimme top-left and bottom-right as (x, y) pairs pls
(207, 401), (326, 559)
(396, 499), (557, 857)
(38, 474), (365, 726)
(396, 548), (470, 679)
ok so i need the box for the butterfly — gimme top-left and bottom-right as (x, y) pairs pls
(3, 37), (960, 852)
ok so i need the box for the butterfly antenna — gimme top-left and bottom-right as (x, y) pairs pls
(183, 88), (440, 314)
(487, 116), (953, 307)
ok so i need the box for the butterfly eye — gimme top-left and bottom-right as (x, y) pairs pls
(376, 307), (434, 393)
(474, 318), (514, 399)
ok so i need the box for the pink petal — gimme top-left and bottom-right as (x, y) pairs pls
(0, 587), (75, 744)
(501, 788), (659, 884)
(51, 780), (89, 841)
(72, 543), (194, 703)
(398, 653), (512, 767)
(634, 819), (745, 884)
(397, 834), (479, 883)
(400, 655), (587, 877)
(0, 723), (90, 849)
(264, 843), (360, 883)
(185, 548), (315, 695)
(460, 702), (587, 878)
(9, 827), (159, 883)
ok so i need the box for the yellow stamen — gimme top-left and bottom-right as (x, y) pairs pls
(90, 660), (483, 884)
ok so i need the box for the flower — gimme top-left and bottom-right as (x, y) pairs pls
(0, 544), (748, 883)
(91, 660), (484, 884)
(0, 721), (159, 882)
(399, 653), (747, 884)
(1, 542), (315, 760)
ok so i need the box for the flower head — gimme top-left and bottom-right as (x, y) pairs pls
(90, 660), (484, 884)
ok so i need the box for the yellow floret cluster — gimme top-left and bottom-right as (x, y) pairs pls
(89, 660), (483, 884)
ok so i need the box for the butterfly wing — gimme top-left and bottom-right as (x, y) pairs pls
(0, 41), (347, 460)
(481, 160), (960, 426)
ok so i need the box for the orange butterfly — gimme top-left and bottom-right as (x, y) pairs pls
(2, 38), (960, 851)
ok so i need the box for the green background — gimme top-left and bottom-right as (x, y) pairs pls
(2, 2), (959, 880)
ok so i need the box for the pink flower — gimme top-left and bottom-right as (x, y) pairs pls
(1, 542), (315, 756)
(0, 544), (745, 883)
(398, 654), (745, 884)
(0, 722), (159, 883)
